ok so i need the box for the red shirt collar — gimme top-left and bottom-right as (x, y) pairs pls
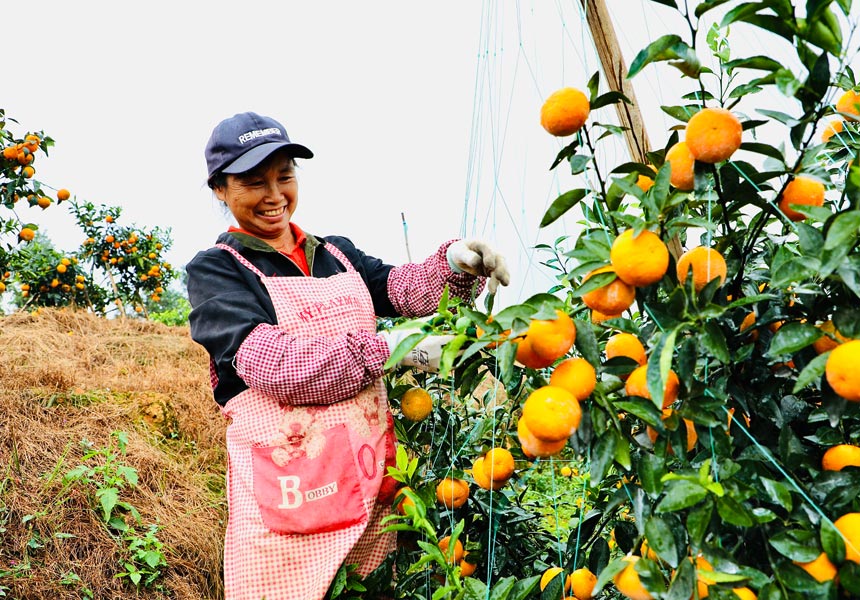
(227, 221), (306, 248)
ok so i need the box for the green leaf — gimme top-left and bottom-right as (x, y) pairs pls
(686, 501), (713, 547)
(509, 575), (541, 600)
(464, 578), (489, 600)
(661, 104), (699, 123)
(591, 558), (628, 598)
(739, 142), (785, 163)
(590, 431), (617, 485)
(823, 210), (860, 251)
(767, 321), (822, 357)
(629, 35), (701, 79)
(540, 189), (589, 228)
(438, 333), (468, 379)
(822, 520), (847, 564)
(590, 90), (631, 111)
(383, 332), (424, 370)
(771, 257), (818, 287)
(723, 55), (784, 72)
(639, 453), (667, 498)
(792, 352), (829, 393)
(769, 530), (821, 562)
(760, 477), (793, 512)
(574, 318), (601, 367)
(488, 576), (516, 600)
(716, 495), (755, 527)
(569, 154), (591, 175)
(645, 515), (681, 568)
(97, 487), (119, 523)
(647, 328), (679, 409)
(699, 321), (730, 363)
(657, 480), (708, 512)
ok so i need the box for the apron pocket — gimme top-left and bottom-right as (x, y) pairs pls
(251, 423), (366, 535)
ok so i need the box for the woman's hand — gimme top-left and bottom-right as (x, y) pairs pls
(446, 239), (511, 294)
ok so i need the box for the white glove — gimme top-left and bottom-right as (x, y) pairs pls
(380, 328), (455, 373)
(447, 239), (511, 294)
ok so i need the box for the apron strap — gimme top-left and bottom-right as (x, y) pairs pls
(215, 243), (266, 278)
(324, 242), (356, 274)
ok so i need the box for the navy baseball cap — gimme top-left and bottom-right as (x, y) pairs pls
(205, 112), (313, 182)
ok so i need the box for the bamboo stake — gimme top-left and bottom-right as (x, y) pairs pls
(579, 0), (683, 259)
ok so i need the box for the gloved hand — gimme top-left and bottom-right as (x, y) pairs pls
(380, 327), (455, 373)
(447, 239), (511, 294)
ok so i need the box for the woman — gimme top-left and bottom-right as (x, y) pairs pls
(187, 112), (509, 600)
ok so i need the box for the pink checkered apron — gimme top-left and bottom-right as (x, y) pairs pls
(216, 243), (397, 600)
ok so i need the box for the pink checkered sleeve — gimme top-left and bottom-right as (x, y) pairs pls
(387, 239), (486, 317)
(234, 323), (390, 405)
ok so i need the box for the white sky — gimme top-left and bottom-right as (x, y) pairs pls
(6, 1), (859, 309)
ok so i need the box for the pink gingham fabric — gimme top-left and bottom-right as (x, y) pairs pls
(387, 239), (485, 317)
(216, 243), (396, 600)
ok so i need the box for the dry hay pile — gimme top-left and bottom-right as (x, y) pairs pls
(0, 309), (227, 599)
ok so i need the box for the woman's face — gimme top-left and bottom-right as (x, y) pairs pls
(214, 151), (298, 245)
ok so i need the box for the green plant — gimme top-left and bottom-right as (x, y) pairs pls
(115, 524), (168, 589)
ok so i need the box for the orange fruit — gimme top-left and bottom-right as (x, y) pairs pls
(22, 165), (35, 178)
(57, 188), (71, 202)
(56, 264), (67, 274)
(459, 557), (477, 577)
(436, 477), (469, 509)
(540, 87), (590, 137)
(395, 487), (415, 515)
(822, 120), (844, 142)
(732, 588), (757, 600)
(549, 357), (597, 401)
(685, 107), (743, 163)
(18, 227), (35, 242)
(517, 417), (568, 458)
(694, 555), (716, 598)
(571, 567), (597, 599)
(640, 539), (659, 561)
(836, 89), (860, 121)
(676, 246), (727, 292)
(822, 444), (860, 471)
(834, 512), (860, 563)
(625, 365), (680, 409)
(795, 551), (838, 582)
(665, 141), (695, 191)
(401, 387), (433, 422)
(560, 466), (573, 477)
(482, 447), (515, 483)
(813, 320), (850, 354)
(515, 310), (576, 369)
(36, 196), (51, 209)
(614, 556), (652, 600)
(646, 408), (697, 453)
(522, 385), (582, 442)
(636, 171), (655, 193)
(581, 267), (636, 315)
(476, 316), (512, 349)
(740, 312), (758, 341)
(472, 456), (505, 491)
(2, 146), (17, 160)
(591, 309), (622, 324)
(778, 176), (825, 222)
(22, 134), (40, 152)
(438, 536), (464, 564)
(540, 567), (572, 592)
(610, 229), (670, 287)
(826, 340), (860, 401)
(605, 333), (647, 366)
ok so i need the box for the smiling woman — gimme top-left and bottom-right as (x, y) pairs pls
(185, 112), (511, 600)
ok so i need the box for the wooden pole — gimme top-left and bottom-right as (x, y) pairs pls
(579, 0), (684, 259)
(579, 0), (652, 164)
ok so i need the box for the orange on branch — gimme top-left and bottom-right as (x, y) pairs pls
(826, 340), (860, 401)
(614, 556), (653, 600)
(610, 229), (670, 287)
(606, 332), (647, 366)
(517, 417), (568, 458)
(822, 119), (844, 142)
(438, 536), (464, 564)
(571, 567), (597, 600)
(834, 512), (860, 563)
(401, 387), (433, 422)
(522, 385), (582, 442)
(581, 267), (636, 315)
(540, 87), (590, 137)
(57, 188), (71, 201)
(625, 365), (680, 409)
(822, 444), (860, 471)
(436, 477), (470, 509)
(549, 357), (597, 401)
(778, 176), (825, 222)
(676, 246), (727, 292)
(837, 89), (860, 120)
(795, 552), (838, 582)
(482, 447), (515, 483)
(540, 567), (572, 593)
(515, 310), (576, 369)
(591, 309), (622, 324)
(395, 487), (415, 515)
(685, 107), (743, 163)
(665, 141), (695, 191)
(813, 320), (850, 354)
(18, 227), (35, 241)
(472, 456), (505, 491)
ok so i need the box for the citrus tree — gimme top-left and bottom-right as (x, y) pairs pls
(378, 1), (860, 599)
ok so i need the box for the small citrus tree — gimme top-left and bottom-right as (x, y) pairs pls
(382, 1), (860, 599)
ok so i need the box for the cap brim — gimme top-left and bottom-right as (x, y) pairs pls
(221, 141), (314, 174)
